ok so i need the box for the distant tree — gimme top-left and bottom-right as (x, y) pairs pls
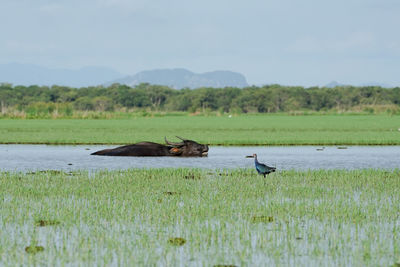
(92, 96), (114, 111)
(74, 96), (95, 110)
(0, 82), (399, 114)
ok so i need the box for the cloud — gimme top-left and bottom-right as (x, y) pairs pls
(386, 41), (400, 54)
(335, 32), (375, 50)
(38, 3), (64, 14)
(286, 37), (324, 53)
(286, 32), (377, 53)
(98, 0), (148, 11)
(5, 40), (57, 53)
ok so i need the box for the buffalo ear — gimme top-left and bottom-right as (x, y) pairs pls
(169, 147), (182, 155)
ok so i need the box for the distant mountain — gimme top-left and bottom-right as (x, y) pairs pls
(0, 63), (123, 87)
(106, 68), (248, 89)
(324, 81), (346, 88)
(324, 80), (394, 88)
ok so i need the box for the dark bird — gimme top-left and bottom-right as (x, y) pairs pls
(246, 153), (276, 178)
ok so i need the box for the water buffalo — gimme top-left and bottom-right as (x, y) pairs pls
(91, 136), (209, 157)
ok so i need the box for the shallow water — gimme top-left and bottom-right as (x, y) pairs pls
(1, 145), (399, 172)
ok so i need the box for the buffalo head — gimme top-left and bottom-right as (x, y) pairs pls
(165, 136), (209, 157)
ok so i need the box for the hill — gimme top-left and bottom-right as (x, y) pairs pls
(107, 68), (248, 89)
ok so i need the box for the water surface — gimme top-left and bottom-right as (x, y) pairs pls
(1, 145), (399, 172)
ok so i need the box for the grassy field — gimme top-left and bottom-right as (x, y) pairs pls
(0, 114), (400, 145)
(0, 169), (399, 266)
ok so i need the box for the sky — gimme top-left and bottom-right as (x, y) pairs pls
(1, 0), (399, 87)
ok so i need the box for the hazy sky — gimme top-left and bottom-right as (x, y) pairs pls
(1, 0), (399, 86)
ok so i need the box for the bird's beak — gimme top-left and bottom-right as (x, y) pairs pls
(245, 155), (254, 158)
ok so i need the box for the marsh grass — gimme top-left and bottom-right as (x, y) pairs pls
(1, 114), (400, 145)
(1, 168), (399, 265)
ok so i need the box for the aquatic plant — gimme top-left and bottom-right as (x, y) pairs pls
(168, 238), (186, 246)
(0, 168), (399, 265)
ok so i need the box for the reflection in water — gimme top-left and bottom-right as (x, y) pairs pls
(1, 145), (399, 172)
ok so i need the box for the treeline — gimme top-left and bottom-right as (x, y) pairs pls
(1, 83), (400, 117)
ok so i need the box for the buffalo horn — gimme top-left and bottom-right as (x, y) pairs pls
(176, 136), (188, 141)
(165, 137), (184, 146)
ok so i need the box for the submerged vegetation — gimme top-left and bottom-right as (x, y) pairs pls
(1, 83), (400, 118)
(1, 169), (399, 265)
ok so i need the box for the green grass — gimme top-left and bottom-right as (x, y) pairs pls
(1, 169), (399, 266)
(1, 114), (400, 145)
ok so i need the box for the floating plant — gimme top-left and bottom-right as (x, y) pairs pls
(251, 215), (274, 223)
(25, 246), (44, 254)
(168, 237), (186, 246)
(35, 219), (60, 227)
(163, 192), (181, 196)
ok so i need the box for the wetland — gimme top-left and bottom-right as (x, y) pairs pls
(1, 114), (400, 266)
